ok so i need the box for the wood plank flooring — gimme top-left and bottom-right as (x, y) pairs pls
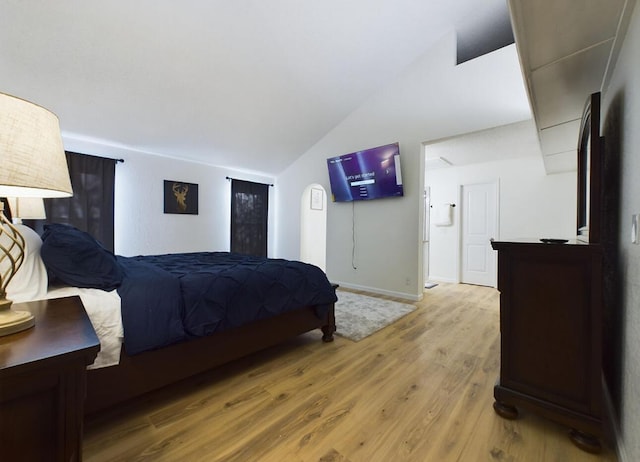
(83, 283), (617, 461)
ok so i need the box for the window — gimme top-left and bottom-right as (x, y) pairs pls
(28, 152), (117, 251)
(230, 179), (269, 257)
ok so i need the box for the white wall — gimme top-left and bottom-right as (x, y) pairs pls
(426, 155), (576, 282)
(62, 136), (275, 257)
(274, 33), (531, 299)
(602, 1), (640, 460)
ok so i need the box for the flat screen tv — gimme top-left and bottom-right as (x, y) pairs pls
(326, 142), (404, 202)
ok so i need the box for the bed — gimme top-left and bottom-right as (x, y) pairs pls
(9, 223), (337, 414)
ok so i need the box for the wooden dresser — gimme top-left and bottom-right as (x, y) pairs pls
(0, 296), (100, 462)
(491, 239), (604, 452)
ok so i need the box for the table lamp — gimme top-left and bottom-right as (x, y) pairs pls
(7, 197), (46, 224)
(0, 92), (73, 336)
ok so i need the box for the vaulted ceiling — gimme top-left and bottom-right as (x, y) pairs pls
(2, 0), (526, 175)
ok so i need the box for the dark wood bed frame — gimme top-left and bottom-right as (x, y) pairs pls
(85, 299), (336, 414)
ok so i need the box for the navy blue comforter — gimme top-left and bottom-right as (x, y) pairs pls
(116, 252), (337, 355)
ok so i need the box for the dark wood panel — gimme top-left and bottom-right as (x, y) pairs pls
(0, 296), (100, 462)
(0, 373), (58, 460)
(491, 240), (604, 453)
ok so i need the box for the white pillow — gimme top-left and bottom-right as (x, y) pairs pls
(5, 224), (48, 302)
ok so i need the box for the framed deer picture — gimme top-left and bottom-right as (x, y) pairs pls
(164, 180), (199, 215)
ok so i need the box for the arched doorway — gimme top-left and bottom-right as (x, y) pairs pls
(300, 184), (327, 271)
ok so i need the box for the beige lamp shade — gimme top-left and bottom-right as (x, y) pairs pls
(0, 93), (72, 336)
(0, 92), (73, 198)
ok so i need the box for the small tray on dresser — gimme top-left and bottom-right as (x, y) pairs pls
(540, 238), (569, 244)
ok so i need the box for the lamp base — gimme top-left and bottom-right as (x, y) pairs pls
(0, 300), (35, 336)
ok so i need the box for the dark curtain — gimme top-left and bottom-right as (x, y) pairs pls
(230, 179), (269, 257)
(27, 151), (117, 252)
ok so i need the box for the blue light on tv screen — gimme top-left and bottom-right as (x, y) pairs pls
(326, 142), (403, 202)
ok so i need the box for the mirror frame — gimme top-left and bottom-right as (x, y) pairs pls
(577, 92), (602, 243)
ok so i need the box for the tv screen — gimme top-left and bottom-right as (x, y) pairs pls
(326, 142), (404, 202)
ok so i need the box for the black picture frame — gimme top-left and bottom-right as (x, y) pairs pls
(164, 180), (198, 215)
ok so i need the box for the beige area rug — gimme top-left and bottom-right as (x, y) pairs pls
(334, 290), (417, 341)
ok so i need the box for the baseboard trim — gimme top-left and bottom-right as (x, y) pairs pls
(332, 281), (422, 302)
(426, 276), (458, 284)
(603, 378), (628, 461)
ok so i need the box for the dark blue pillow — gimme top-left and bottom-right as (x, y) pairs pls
(41, 224), (123, 290)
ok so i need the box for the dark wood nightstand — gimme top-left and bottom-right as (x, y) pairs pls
(0, 296), (100, 462)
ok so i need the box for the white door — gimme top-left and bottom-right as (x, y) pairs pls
(461, 182), (497, 286)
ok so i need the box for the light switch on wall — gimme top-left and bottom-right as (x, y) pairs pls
(632, 214), (639, 244)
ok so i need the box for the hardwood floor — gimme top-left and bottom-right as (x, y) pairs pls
(83, 283), (617, 461)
